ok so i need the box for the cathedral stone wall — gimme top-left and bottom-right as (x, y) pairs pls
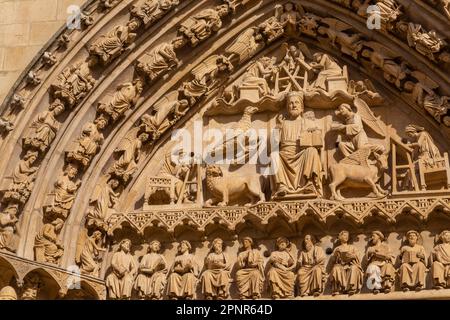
(0, 0), (85, 104)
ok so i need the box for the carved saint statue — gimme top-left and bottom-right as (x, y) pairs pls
(178, 5), (230, 46)
(131, 0), (179, 27)
(267, 237), (296, 299)
(297, 234), (326, 297)
(106, 239), (138, 299)
(89, 19), (140, 65)
(365, 231), (396, 294)
(405, 124), (441, 166)
(399, 230), (427, 291)
(97, 80), (143, 123)
(272, 91), (323, 198)
(310, 52), (343, 91)
(330, 230), (363, 295)
(109, 132), (149, 182)
(0, 204), (20, 252)
(235, 237), (264, 299)
(4, 151), (39, 204)
(46, 164), (80, 219)
(167, 240), (199, 300)
(431, 230), (450, 289)
(23, 101), (65, 152)
(86, 178), (120, 230)
(278, 2), (303, 37)
(137, 37), (185, 81)
(66, 118), (106, 167)
(201, 238), (231, 300)
(240, 56), (277, 97)
(51, 60), (96, 107)
(34, 218), (65, 265)
(134, 240), (168, 300)
(76, 230), (106, 277)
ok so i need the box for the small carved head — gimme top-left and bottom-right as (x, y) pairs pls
(52, 218), (65, 232)
(276, 237), (290, 251)
(302, 234), (315, 250)
(241, 236), (254, 250)
(108, 178), (120, 190)
(370, 231), (385, 245)
(206, 165), (223, 178)
(24, 150), (39, 163)
(172, 36), (186, 49)
(65, 163), (78, 179)
(312, 52), (324, 62)
(405, 124), (424, 139)
(179, 240), (191, 254)
(216, 4), (230, 16)
(49, 100), (65, 115)
(92, 230), (103, 241)
(406, 230), (420, 246)
(4, 203), (19, 217)
(336, 103), (353, 118)
(212, 238), (224, 253)
(439, 231), (450, 244)
(119, 238), (132, 253)
(286, 91), (304, 118)
(127, 19), (140, 31)
(149, 240), (161, 253)
(138, 132), (150, 142)
(94, 116), (108, 130)
(284, 2), (294, 11)
(338, 230), (350, 244)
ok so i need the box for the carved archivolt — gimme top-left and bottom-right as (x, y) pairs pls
(0, 0), (450, 300)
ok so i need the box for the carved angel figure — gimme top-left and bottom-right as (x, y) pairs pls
(182, 55), (233, 104)
(140, 91), (189, 140)
(51, 60), (96, 107)
(317, 18), (363, 60)
(167, 240), (199, 300)
(86, 178), (120, 230)
(431, 230), (450, 289)
(66, 118), (106, 167)
(76, 230), (106, 277)
(399, 23), (446, 60)
(201, 238), (231, 300)
(109, 131), (149, 182)
(0, 204), (20, 252)
(34, 218), (65, 265)
(365, 231), (396, 294)
(89, 19), (140, 65)
(235, 237), (264, 299)
(399, 230), (427, 291)
(267, 237), (296, 299)
(225, 27), (265, 64)
(330, 231), (363, 295)
(361, 42), (408, 88)
(136, 37), (184, 81)
(23, 101), (65, 152)
(131, 0), (179, 27)
(178, 5), (229, 46)
(297, 234), (326, 297)
(97, 80), (143, 123)
(106, 239), (138, 299)
(134, 240), (168, 300)
(4, 151), (39, 204)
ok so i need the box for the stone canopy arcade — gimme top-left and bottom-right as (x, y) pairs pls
(0, 0), (450, 300)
